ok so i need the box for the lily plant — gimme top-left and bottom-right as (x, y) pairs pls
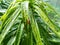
(0, 0), (60, 45)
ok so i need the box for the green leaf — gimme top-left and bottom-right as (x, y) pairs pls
(7, 36), (16, 45)
(30, 14), (43, 45)
(0, 7), (21, 44)
(14, 23), (24, 45)
(33, 5), (60, 38)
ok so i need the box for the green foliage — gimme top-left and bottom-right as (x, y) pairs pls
(0, 0), (60, 45)
(0, 0), (13, 16)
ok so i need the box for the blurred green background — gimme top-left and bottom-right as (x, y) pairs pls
(43, 0), (60, 12)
